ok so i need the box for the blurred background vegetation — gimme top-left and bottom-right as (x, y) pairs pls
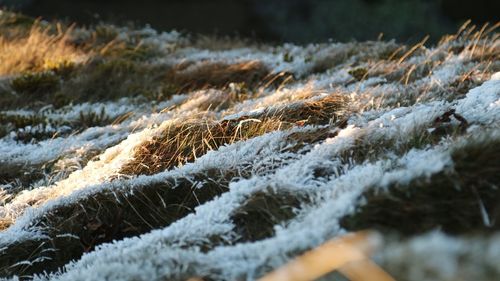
(1, 0), (499, 44)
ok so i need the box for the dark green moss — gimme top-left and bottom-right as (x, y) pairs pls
(283, 52), (294, 63)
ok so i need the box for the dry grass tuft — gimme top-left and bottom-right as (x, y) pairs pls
(0, 23), (84, 76)
(121, 117), (288, 176)
(0, 16), (178, 109)
(121, 94), (347, 176)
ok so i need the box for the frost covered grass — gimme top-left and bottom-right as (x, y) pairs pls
(0, 11), (499, 281)
(341, 132), (500, 235)
(377, 231), (500, 281)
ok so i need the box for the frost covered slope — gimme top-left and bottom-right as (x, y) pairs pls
(0, 12), (499, 281)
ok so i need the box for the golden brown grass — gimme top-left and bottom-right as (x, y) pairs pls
(120, 117), (288, 176)
(0, 23), (84, 76)
(0, 220), (10, 231)
(438, 21), (500, 60)
(121, 94), (346, 176)
(344, 22), (499, 114)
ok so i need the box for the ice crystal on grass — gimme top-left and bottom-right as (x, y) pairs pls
(0, 12), (498, 281)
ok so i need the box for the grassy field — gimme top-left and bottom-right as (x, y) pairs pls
(0, 11), (499, 280)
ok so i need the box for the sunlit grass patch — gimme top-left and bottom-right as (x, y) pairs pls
(120, 117), (289, 176)
(0, 23), (83, 76)
(121, 94), (346, 176)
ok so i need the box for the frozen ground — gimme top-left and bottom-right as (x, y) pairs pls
(0, 12), (499, 280)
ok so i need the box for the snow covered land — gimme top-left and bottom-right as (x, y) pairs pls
(0, 11), (499, 280)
